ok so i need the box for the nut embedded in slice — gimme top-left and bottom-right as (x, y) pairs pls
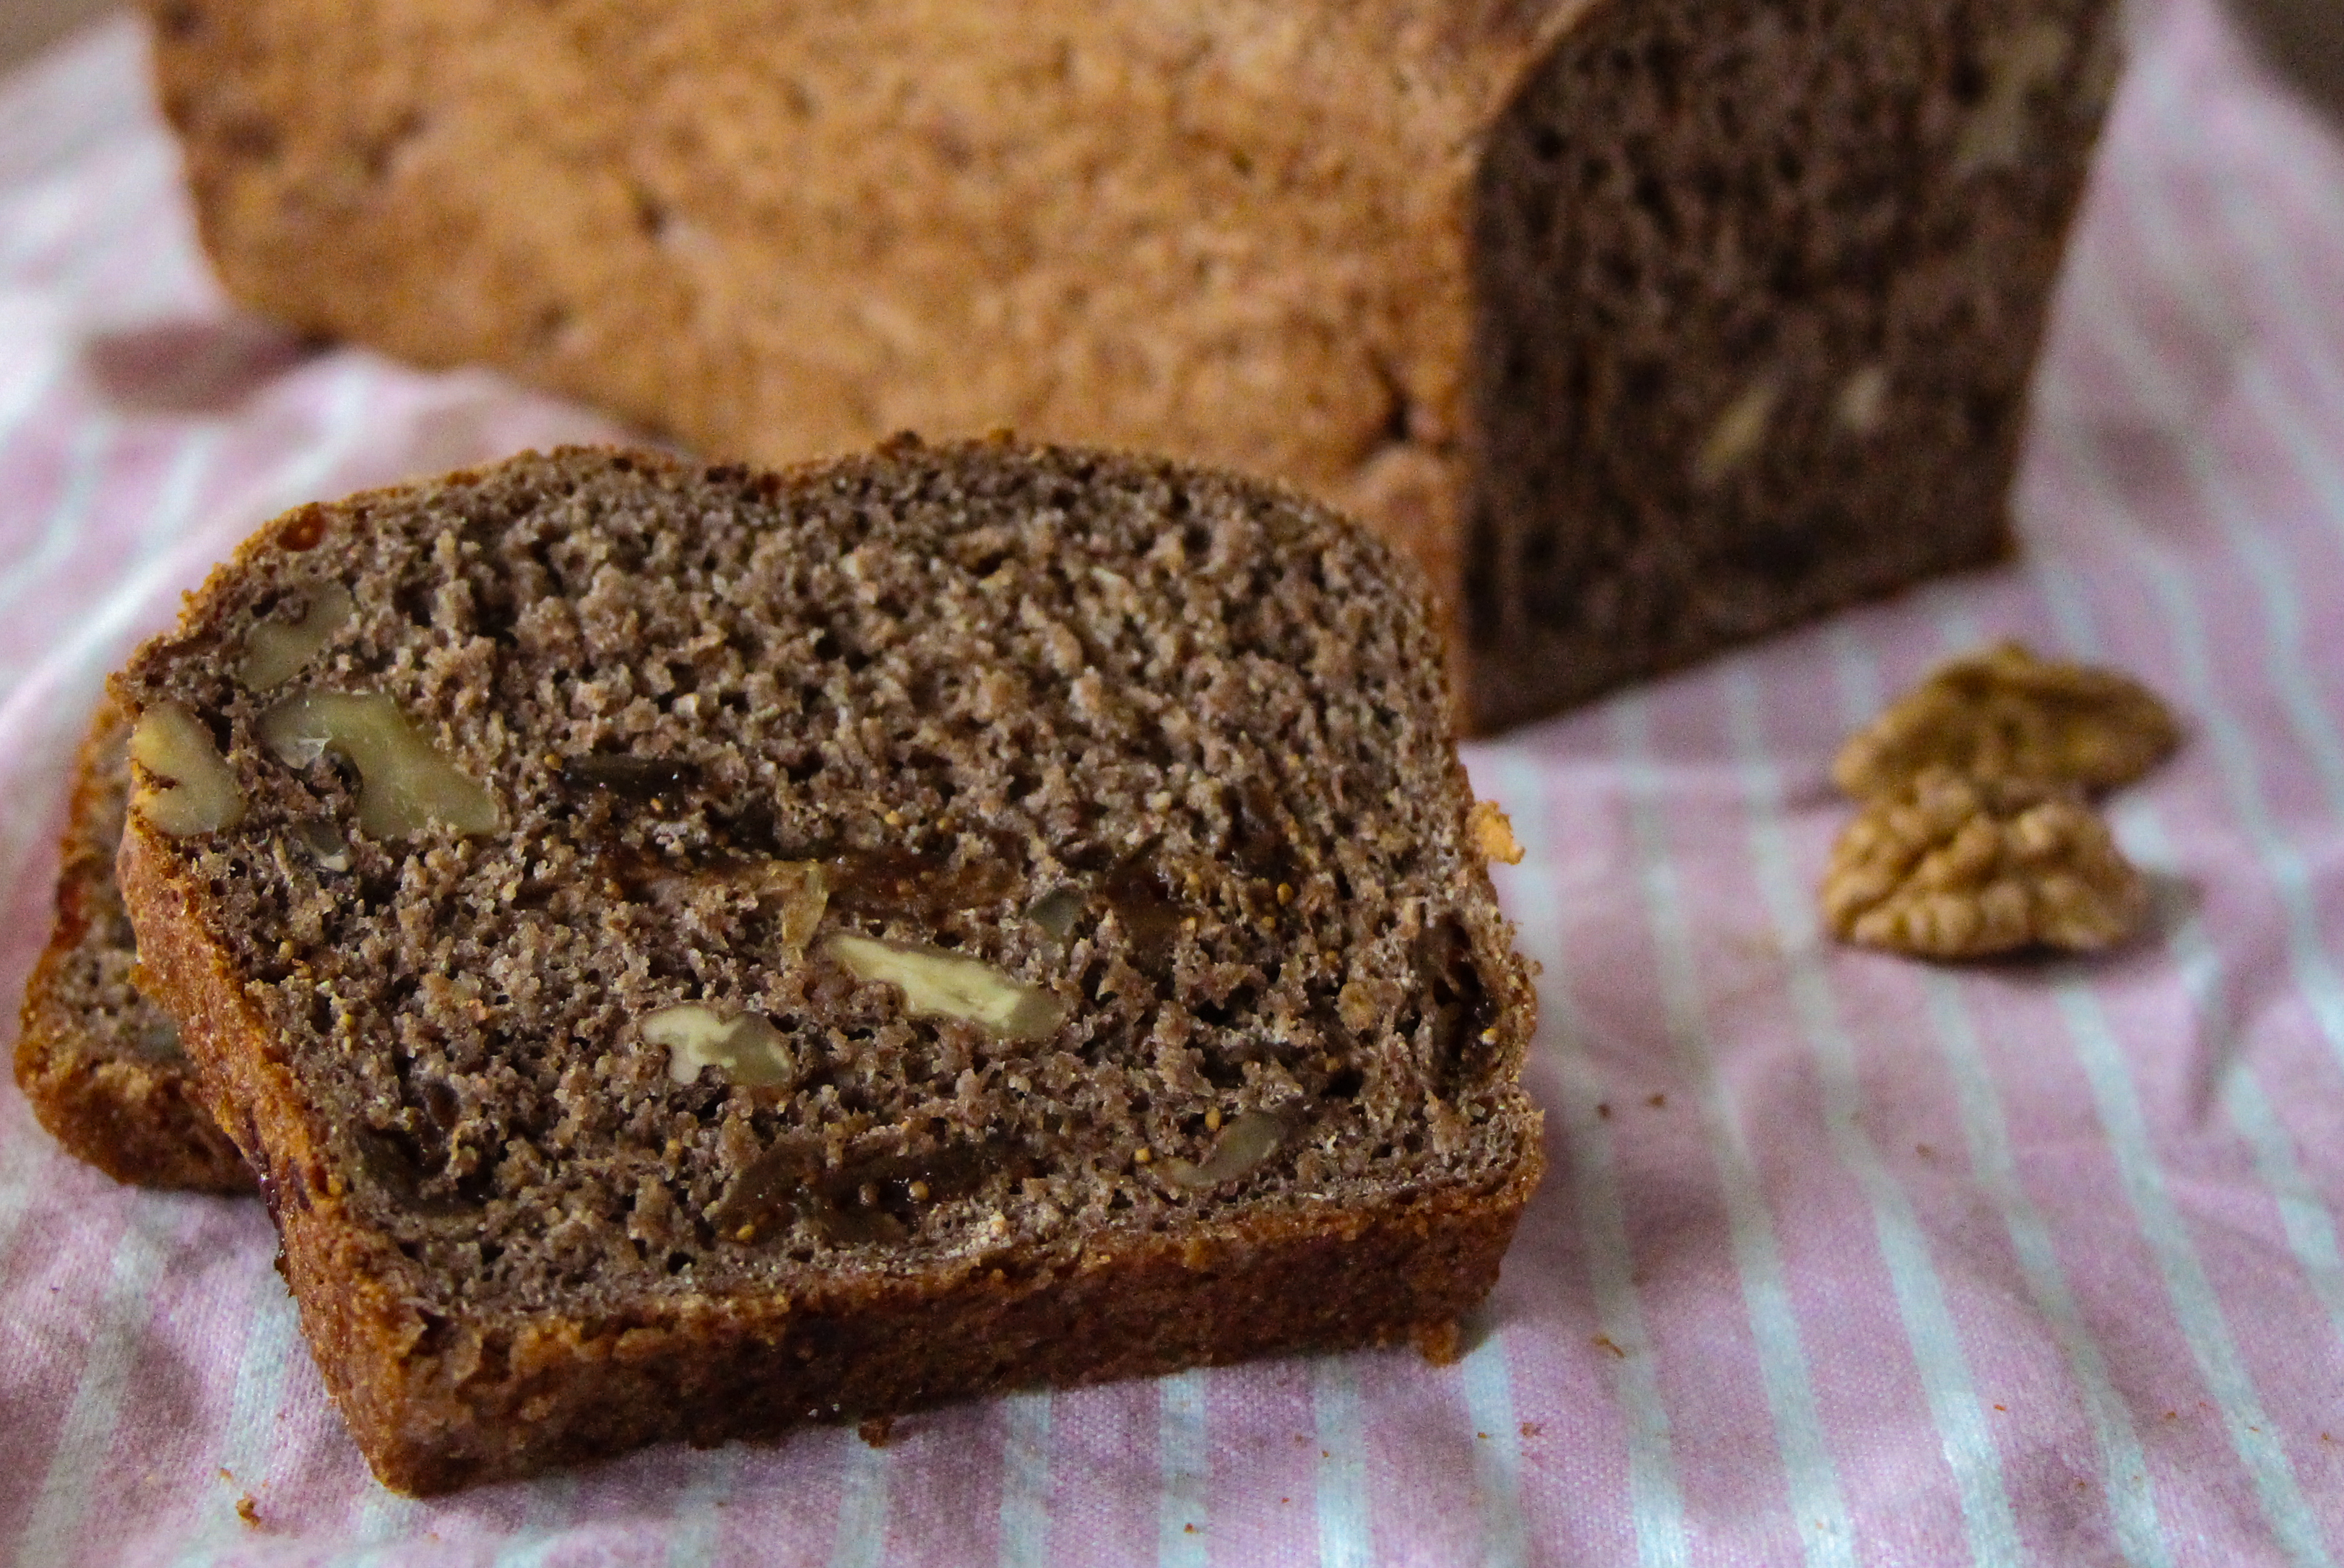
(1821, 765), (2148, 959)
(1833, 641), (2179, 800)
(1955, 20), (2073, 175)
(825, 932), (1066, 1040)
(259, 690), (501, 839)
(1835, 365), (1890, 434)
(1692, 379), (1778, 486)
(644, 1004), (797, 1089)
(128, 703), (245, 836)
(239, 584), (355, 690)
(1160, 1109), (1288, 1190)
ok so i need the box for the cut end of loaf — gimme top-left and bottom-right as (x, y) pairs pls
(1462, 0), (2119, 728)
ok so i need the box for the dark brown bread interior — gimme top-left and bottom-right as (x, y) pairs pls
(144, 0), (2119, 732)
(114, 441), (1541, 1493)
(1463, 0), (2113, 725)
(13, 696), (249, 1193)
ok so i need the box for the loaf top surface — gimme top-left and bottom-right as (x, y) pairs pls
(112, 440), (1538, 1320)
(149, 0), (1605, 605)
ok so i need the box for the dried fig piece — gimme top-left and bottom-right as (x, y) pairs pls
(558, 754), (699, 800)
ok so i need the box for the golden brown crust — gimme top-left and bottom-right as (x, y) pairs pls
(132, 0), (1605, 728)
(139, 1), (1528, 538)
(13, 698), (249, 1193)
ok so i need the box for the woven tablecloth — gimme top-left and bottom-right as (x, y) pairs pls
(4, 6), (2344, 1562)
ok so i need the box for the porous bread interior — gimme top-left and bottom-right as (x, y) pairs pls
(1463, 0), (2118, 725)
(13, 698), (248, 1192)
(33, 707), (187, 1062)
(113, 443), (1536, 1320)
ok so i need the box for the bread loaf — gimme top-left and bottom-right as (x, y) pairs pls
(13, 697), (249, 1192)
(113, 441), (1541, 1493)
(144, 0), (2120, 729)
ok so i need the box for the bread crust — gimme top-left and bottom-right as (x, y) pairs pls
(13, 698), (249, 1193)
(112, 441), (1544, 1494)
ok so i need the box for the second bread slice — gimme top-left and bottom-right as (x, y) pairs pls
(14, 696), (248, 1192)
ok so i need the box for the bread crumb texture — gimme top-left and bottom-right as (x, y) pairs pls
(11, 698), (251, 1192)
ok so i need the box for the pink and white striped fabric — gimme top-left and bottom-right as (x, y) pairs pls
(4, 4), (2343, 1560)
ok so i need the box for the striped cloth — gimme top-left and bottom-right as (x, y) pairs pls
(3, 1), (2342, 1560)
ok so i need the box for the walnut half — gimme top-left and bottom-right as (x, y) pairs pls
(129, 703), (244, 836)
(259, 690), (501, 839)
(1822, 766), (2148, 958)
(1833, 641), (2178, 800)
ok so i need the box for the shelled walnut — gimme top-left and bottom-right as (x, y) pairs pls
(128, 703), (244, 836)
(1822, 766), (2147, 958)
(1833, 641), (2178, 800)
(260, 689), (501, 838)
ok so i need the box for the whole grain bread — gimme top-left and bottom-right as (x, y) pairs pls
(143, 0), (2120, 731)
(13, 696), (249, 1192)
(113, 440), (1542, 1494)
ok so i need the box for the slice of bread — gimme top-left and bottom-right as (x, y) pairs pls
(112, 440), (1542, 1494)
(13, 696), (250, 1193)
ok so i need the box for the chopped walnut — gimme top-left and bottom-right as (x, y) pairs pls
(1834, 641), (2178, 800)
(239, 584), (354, 690)
(1692, 380), (1778, 486)
(129, 703), (245, 836)
(259, 689), (501, 838)
(1159, 1109), (1287, 1190)
(1822, 766), (2148, 958)
(825, 933), (1066, 1039)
